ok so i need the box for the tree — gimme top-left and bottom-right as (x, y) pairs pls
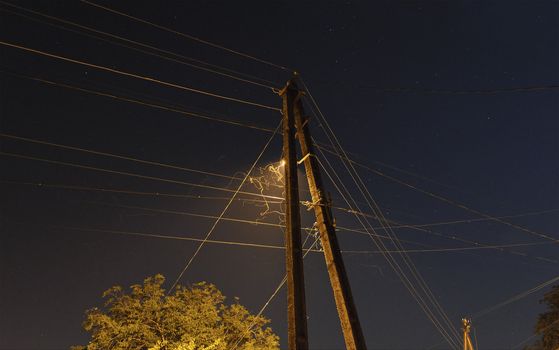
(526, 285), (559, 350)
(72, 275), (279, 350)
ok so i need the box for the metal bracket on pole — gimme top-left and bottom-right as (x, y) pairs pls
(297, 153), (313, 165)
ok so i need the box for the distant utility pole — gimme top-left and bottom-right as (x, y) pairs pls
(280, 77), (367, 350)
(280, 80), (309, 350)
(462, 318), (475, 350)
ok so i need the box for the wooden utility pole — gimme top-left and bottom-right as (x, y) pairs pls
(292, 78), (368, 350)
(462, 318), (475, 350)
(280, 81), (309, 350)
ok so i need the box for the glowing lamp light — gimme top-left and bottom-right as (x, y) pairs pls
(279, 159), (286, 167)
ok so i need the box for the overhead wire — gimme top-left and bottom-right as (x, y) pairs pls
(229, 231), (319, 350)
(0, 180), (283, 204)
(314, 79), (559, 95)
(9, 178), (531, 256)
(358, 84), (559, 95)
(471, 275), (559, 321)
(3, 7), (554, 338)
(6, 183), (555, 256)
(339, 214), (559, 265)
(10, 0), (552, 342)
(16, 220), (557, 256)
(79, 0), (291, 72)
(83, 199), (422, 248)
(0, 133), (246, 182)
(318, 141), (559, 264)
(84, 199), (438, 249)
(0, 151), (283, 200)
(6, 175), (554, 263)
(304, 87), (463, 346)
(510, 319), (559, 349)
(0, 71), (277, 133)
(0, 2), (280, 89)
(3, 80), (552, 261)
(6, 176), (555, 238)
(13, 178), (552, 257)
(324, 115), (464, 346)
(168, 121), (281, 292)
(342, 241), (557, 255)
(85, 201), (285, 229)
(316, 137), (559, 244)
(53, 225), (294, 251)
(315, 148), (462, 348)
(302, 75), (559, 342)
(360, 157), (465, 193)
(301, 78), (462, 347)
(307, 108), (461, 347)
(354, 156), (559, 243)
(0, 41), (281, 112)
(366, 208), (559, 231)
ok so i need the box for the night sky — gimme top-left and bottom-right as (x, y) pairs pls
(1, 1), (558, 349)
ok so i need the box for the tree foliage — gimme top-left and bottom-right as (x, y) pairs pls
(526, 285), (559, 350)
(72, 275), (279, 350)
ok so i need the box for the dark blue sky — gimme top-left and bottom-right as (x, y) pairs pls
(1, 1), (558, 349)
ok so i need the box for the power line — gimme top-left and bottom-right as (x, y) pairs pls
(0, 133), (247, 182)
(9, 191), (551, 257)
(8, 177), (555, 232)
(86, 201), (284, 229)
(80, 0), (291, 72)
(97, 199), (464, 252)
(313, 141), (461, 346)
(1, 71), (277, 132)
(367, 85), (559, 95)
(343, 241), (557, 255)
(316, 151), (463, 348)
(344, 227), (559, 264)
(53, 225), (294, 251)
(315, 80), (559, 95)
(370, 208), (559, 230)
(0, 151), (283, 200)
(472, 275), (559, 320)
(8, 86), (550, 261)
(229, 233), (319, 350)
(511, 319), (559, 350)
(302, 78), (462, 347)
(318, 150), (559, 264)
(15, 178), (554, 259)
(0, 2), (280, 89)
(349, 154), (559, 244)
(0, 41), (281, 112)
(314, 143), (465, 193)
(23, 222), (556, 256)
(7, 174), (439, 250)
(168, 121), (281, 292)
(337, 210), (559, 265)
(311, 71), (559, 340)
(313, 124), (559, 244)
(312, 119), (464, 347)
(84, 200), (435, 249)
(0, 180), (283, 204)
(337, 225), (558, 264)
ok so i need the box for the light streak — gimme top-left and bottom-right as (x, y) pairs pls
(248, 161), (286, 225)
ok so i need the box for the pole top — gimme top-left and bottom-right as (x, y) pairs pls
(279, 77), (303, 97)
(462, 318), (472, 333)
